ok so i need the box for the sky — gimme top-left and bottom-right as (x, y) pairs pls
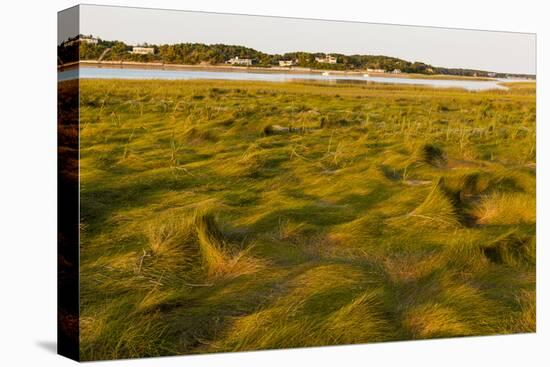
(59, 4), (536, 74)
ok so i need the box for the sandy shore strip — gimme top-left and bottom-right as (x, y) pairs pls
(59, 60), (505, 81)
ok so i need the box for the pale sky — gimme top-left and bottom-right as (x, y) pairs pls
(59, 4), (536, 74)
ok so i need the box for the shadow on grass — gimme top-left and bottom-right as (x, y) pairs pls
(80, 173), (203, 237)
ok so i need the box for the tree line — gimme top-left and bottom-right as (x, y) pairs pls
(58, 35), (532, 79)
(77, 39), (438, 74)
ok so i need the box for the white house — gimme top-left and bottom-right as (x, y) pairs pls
(315, 55), (338, 64)
(63, 35), (98, 47)
(367, 68), (386, 73)
(131, 47), (155, 55)
(80, 36), (98, 45)
(391, 69), (401, 74)
(278, 60), (296, 67)
(227, 57), (253, 66)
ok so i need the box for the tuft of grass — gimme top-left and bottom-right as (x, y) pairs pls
(221, 144), (267, 177)
(276, 217), (307, 242)
(145, 218), (190, 256)
(192, 208), (264, 279)
(324, 289), (398, 344)
(193, 210), (231, 276)
(141, 218), (198, 277)
(481, 229), (535, 267)
(402, 303), (470, 338)
(214, 264), (393, 351)
(142, 207), (263, 280)
(515, 290), (536, 332)
(474, 192), (536, 225)
(420, 144), (447, 167)
(400, 180), (460, 228)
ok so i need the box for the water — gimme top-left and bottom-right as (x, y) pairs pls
(58, 66), (518, 91)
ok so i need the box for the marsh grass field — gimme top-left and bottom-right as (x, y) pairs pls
(73, 78), (535, 360)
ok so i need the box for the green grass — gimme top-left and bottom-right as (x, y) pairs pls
(77, 78), (536, 360)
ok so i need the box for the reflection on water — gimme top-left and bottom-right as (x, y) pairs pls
(59, 66), (517, 91)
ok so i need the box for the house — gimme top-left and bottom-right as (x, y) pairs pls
(278, 60), (296, 67)
(487, 72), (497, 78)
(131, 47), (155, 55)
(80, 36), (98, 45)
(227, 57), (253, 66)
(366, 68), (386, 73)
(63, 35), (98, 47)
(391, 69), (401, 74)
(315, 55), (338, 64)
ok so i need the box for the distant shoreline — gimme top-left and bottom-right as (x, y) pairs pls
(58, 60), (507, 82)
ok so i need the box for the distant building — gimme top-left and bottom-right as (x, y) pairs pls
(227, 56), (253, 66)
(131, 47), (155, 55)
(278, 60), (296, 67)
(367, 68), (386, 73)
(80, 36), (98, 45)
(63, 35), (98, 47)
(391, 69), (401, 74)
(487, 72), (497, 77)
(315, 55), (338, 64)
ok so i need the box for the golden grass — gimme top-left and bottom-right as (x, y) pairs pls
(409, 183), (459, 227)
(215, 264), (393, 350)
(388, 180), (460, 228)
(516, 290), (536, 332)
(474, 193), (536, 225)
(75, 78), (535, 359)
(402, 303), (470, 338)
(324, 289), (397, 343)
